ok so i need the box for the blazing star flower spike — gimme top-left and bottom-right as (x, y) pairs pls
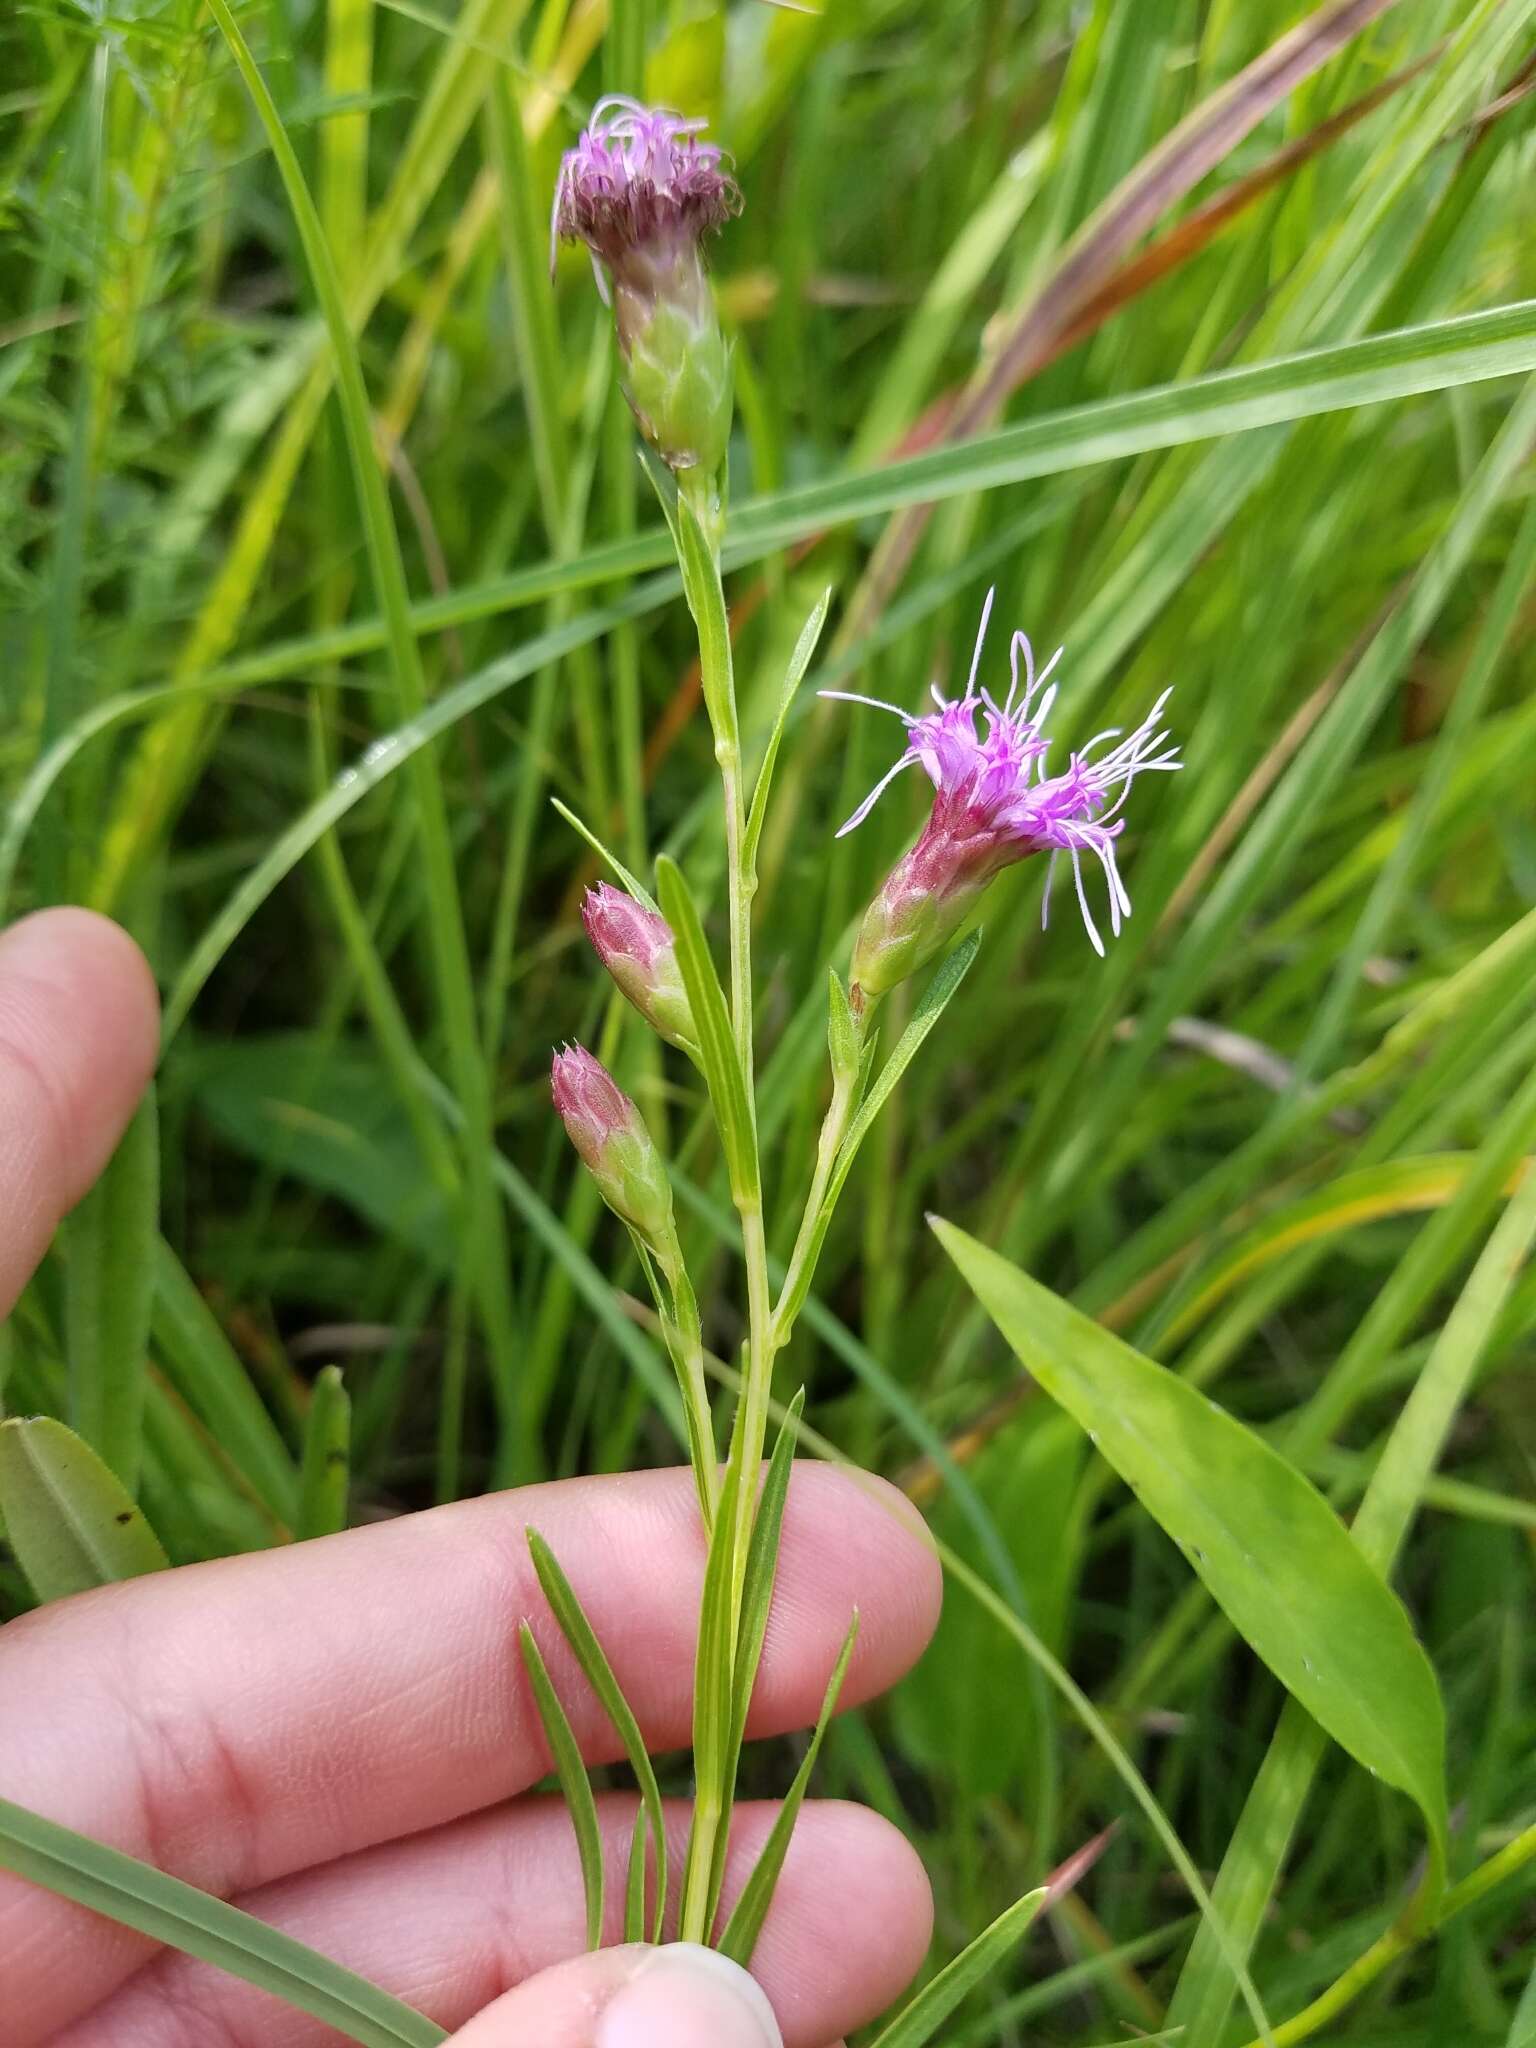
(552, 96), (739, 478)
(582, 883), (698, 1052)
(551, 1044), (677, 1252)
(824, 591), (1180, 1001)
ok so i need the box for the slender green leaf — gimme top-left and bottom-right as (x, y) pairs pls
(718, 1612), (858, 1967)
(550, 797), (658, 913)
(655, 856), (758, 1199)
(65, 1086), (158, 1492)
(866, 1885), (1049, 2048)
(0, 1796), (445, 2047)
(932, 1219), (1449, 1868)
(624, 1808), (650, 1945)
(518, 1623), (606, 1951)
(0, 1416), (168, 1602)
(527, 1527), (668, 1943)
(743, 586), (832, 872)
(297, 1366), (351, 1541)
(774, 934), (980, 1344)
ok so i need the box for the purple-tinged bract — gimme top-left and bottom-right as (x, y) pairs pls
(826, 592), (1180, 1000)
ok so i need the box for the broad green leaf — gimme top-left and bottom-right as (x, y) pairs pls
(65, 1087), (158, 1492)
(297, 1366), (351, 1541)
(933, 1219), (1450, 1868)
(0, 1416), (168, 1602)
(718, 1612), (858, 1967)
(0, 1796), (445, 2047)
(655, 856), (758, 1201)
(866, 1885), (1048, 2048)
(517, 1623), (605, 1951)
(527, 1528), (668, 1943)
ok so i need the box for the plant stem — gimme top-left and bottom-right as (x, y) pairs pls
(1235, 1820), (1536, 2048)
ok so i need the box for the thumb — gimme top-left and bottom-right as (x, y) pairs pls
(445, 1941), (785, 2048)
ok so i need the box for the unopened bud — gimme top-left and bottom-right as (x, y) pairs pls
(551, 1045), (676, 1251)
(582, 883), (697, 1051)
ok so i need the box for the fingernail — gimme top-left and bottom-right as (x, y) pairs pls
(597, 1943), (782, 2048)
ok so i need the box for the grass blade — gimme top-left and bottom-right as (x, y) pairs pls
(65, 1087), (158, 1493)
(865, 1884), (1049, 2048)
(0, 1796), (445, 2046)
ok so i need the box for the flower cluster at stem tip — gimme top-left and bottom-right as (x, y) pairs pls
(552, 96), (739, 478)
(825, 589), (1180, 1003)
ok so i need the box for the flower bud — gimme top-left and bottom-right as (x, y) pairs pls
(551, 97), (738, 476)
(582, 883), (698, 1051)
(551, 1045), (677, 1251)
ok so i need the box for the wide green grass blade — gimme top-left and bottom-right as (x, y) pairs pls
(517, 1622), (606, 1951)
(0, 1416), (168, 1601)
(526, 1527), (668, 1943)
(932, 1219), (1449, 1870)
(0, 1796), (446, 2046)
(64, 1086), (158, 1493)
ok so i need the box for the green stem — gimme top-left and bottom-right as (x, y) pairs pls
(770, 1066), (858, 1350)
(1236, 1821), (1536, 2048)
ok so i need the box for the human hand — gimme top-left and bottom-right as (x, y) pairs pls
(0, 910), (941, 2048)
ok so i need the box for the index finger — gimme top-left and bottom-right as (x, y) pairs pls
(0, 908), (160, 1318)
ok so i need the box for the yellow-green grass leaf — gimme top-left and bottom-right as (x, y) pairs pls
(0, 1416), (168, 1603)
(933, 1219), (1449, 1870)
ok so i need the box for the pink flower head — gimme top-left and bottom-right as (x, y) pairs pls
(580, 884), (697, 1051)
(550, 1043), (632, 1165)
(825, 591), (1180, 965)
(550, 1043), (675, 1248)
(551, 96), (740, 292)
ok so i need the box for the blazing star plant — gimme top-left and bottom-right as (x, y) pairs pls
(525, 96), (1168, 2005)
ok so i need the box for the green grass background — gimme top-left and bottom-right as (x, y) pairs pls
(3, 0), (1536, 2040)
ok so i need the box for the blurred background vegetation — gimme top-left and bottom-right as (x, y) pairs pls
(4, 0), (1536, 2040)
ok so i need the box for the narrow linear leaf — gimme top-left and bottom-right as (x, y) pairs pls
(743, 587), (833, 870)
(297, 1366), (351, 1541)
(550, 797), (658, 912)
(718, 1611), (859, 1967)
(774, 934), (980, 1343)
(0, 1417), (168, 1602)
(866, 1885), (1049, 2048)
(673, 491), (738, 749)
(527, 1528), (668, 1943)
(933, 1219), (1449, 1869)
(656, 856), (758, 1198)
(706, 1389), (807, 1927)
(681, 1453), (746, 1941)
(624, 1808), (650, 1945)
(65, 1087), (158, 1492)
(0, 1796), (446, 2047)
(518, 1623), (606, 1951)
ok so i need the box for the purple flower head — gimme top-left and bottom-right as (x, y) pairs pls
(551, 96), (740, 291)
(827, 593), (1180, 996)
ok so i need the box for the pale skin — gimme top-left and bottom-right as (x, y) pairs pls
(0, 910), (941, 2048)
